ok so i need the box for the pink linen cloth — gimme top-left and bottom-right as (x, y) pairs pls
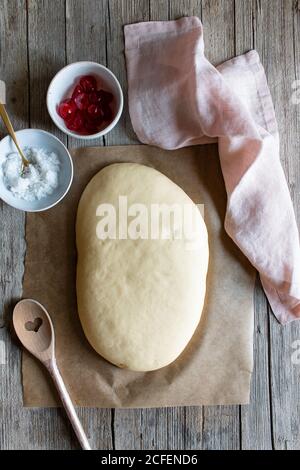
(124, 16), (300, 324)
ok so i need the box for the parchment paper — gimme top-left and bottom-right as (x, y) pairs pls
(22, 144), (255, 407)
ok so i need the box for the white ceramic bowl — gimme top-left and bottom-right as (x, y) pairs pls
(0, 129), (73, 212)
(47, 61), (123, 139)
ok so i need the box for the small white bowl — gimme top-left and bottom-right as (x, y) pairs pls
(0, 129), (73, 212)
(47, 61), (123, 140)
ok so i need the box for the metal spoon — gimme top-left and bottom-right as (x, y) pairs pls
(0, 103), (30, 172)
(13, 299), (91, 450)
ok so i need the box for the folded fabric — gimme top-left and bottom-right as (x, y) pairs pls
(124, 16), (300, 324)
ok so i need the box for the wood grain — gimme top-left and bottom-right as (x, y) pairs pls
(254, 0), (300, 450)
(0, 0), (28, 451)
(105, 0), (150, 146)
(200, 0), (241, 450)
(66, 0), (108, 148)
(235, 0), (272, 450)
(0, 0), (300, 450)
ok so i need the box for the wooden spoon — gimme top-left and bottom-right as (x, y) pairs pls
(13, 299), (91, 450)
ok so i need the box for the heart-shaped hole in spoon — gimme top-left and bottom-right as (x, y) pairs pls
(25, 317), (43, 333)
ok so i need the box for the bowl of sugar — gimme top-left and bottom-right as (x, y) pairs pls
(0, 129), (73, 212)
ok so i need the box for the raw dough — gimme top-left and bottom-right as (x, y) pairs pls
(76, 163), (209, 371)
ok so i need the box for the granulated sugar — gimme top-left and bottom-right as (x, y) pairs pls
(0, 147), (60, 201)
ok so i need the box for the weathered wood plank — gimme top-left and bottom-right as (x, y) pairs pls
(105, 0), (150, 146)
(202, 0), (235, 65)
(27, 0), (67, 142)
(254, 0), (300, 450)
(66, 0), (108, 149)
(0, 0), (28, 324)
(169, 0), (202, 19)
(0, 0), (28, 451)
(240, 280), (273, 450)
(21, 0), (78, 449)
(234, 0), (254, 54)
(201, 406), (240, 450)
(0, 0), (72, 451)
(235, 0), (272, 450)
(201, 0), (241, 450)
(114, 407), (203, 450)
(149, 0), (169, 21)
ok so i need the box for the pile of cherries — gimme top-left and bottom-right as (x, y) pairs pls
(57, 75), (114, 135)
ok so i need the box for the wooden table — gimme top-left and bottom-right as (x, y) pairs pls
(0, 0), (299, 450)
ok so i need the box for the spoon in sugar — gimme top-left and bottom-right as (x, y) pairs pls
(13, 298), (91, 450)
(0, 103), (30, 173)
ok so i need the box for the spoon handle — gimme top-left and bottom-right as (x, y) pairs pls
(47, 358), (91, 450)
(0, 103), (29, 166)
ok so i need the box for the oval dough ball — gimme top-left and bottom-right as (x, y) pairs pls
(76, 163), (209, 371)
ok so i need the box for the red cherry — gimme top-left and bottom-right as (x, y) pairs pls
(89, 91), (101, 104)
(93, 114), (104, 128)
(66, 111), (84, 132)
(57, 98), (76, 120)
(74, 92), (89, 110)
(71, 84), (83, 99)
(98, 89), (113, 104)
(87, 103), (103, 119)
(102, 104), (113, 121)
(79, 75), (97, 93)
(84, 110), (103, 134)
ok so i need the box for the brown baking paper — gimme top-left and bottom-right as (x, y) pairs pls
(22, 144), (255, 407)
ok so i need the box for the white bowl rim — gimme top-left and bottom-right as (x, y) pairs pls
(0, 128), (74, 212)
(46, 61), (124, 140)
